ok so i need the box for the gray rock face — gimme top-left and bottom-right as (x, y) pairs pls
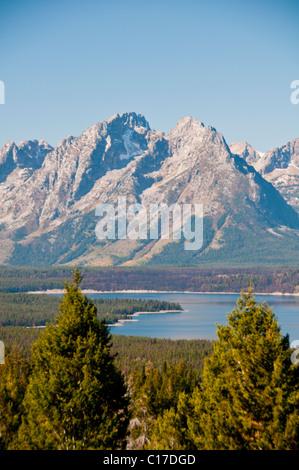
(0, 139), (53, 183)
(257, 139), (299, 175)
(230, 138), (299, 212)
(0, 112), (299, 266)
(229, 141), (263, 167)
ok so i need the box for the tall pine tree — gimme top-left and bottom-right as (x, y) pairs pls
(187, 288), (299, 449)
(16, 269), (129, 450)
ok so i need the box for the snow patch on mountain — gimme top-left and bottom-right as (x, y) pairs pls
(119, 130), (144, 160)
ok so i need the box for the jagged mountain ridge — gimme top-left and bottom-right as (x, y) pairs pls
(0, 112), (299, 267)
(230, 138), (299, 213)
(229, 142), (264, 167)
(0, 139), (53, 184)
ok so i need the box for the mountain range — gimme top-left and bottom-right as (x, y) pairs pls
(0, 111), (298, 267)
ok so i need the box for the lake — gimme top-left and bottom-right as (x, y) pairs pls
(89, 292), (299, 343)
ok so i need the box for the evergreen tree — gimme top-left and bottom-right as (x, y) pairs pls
(0, 347), (30, 449)
(127, 361), (197, 449)
(145, 391), (196, 450)
(187, 288), (299, 449)
(15, 269), (129, 450)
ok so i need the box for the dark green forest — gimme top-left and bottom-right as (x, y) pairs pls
(0, 270), (298, 450)
(0, 326), (212, 377)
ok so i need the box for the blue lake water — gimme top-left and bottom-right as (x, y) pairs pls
(88, 292), (299, 343)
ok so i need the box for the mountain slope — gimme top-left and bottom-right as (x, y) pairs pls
(140, 119), (299, 266)
(230, 139), (299, 213)
(0, 113), (299, 267)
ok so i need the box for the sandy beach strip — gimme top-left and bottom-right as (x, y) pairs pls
(26, 289), (299, 296)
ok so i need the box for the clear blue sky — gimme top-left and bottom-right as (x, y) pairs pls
(0, 0), (298, 152)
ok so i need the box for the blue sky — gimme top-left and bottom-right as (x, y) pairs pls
(0, 0), (298, 151)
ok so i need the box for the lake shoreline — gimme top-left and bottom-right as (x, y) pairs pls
(26, 309), (184, 329)
(24, 291), (299, 340)
(27, 289), (299, 296)
(107, 309), (184, 327)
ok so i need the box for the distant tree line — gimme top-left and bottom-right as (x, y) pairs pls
(0, 293), (182, 327)
(1, 266), (299, 293)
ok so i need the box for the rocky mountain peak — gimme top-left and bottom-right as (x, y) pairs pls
(169, 116), (204, 139)
(229, 141), (263, 167)
(230, 137), (299, 213)
(171, 116), (227, 145)
(168, 117), (230, 169)
(1, 112), (299, 267)
(0, 138), (53, 183)
(0, 139), (15, 151)
(17, 139), (53, 165)
(258, 138), (299, 175)
(118, 111), (151, 131)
